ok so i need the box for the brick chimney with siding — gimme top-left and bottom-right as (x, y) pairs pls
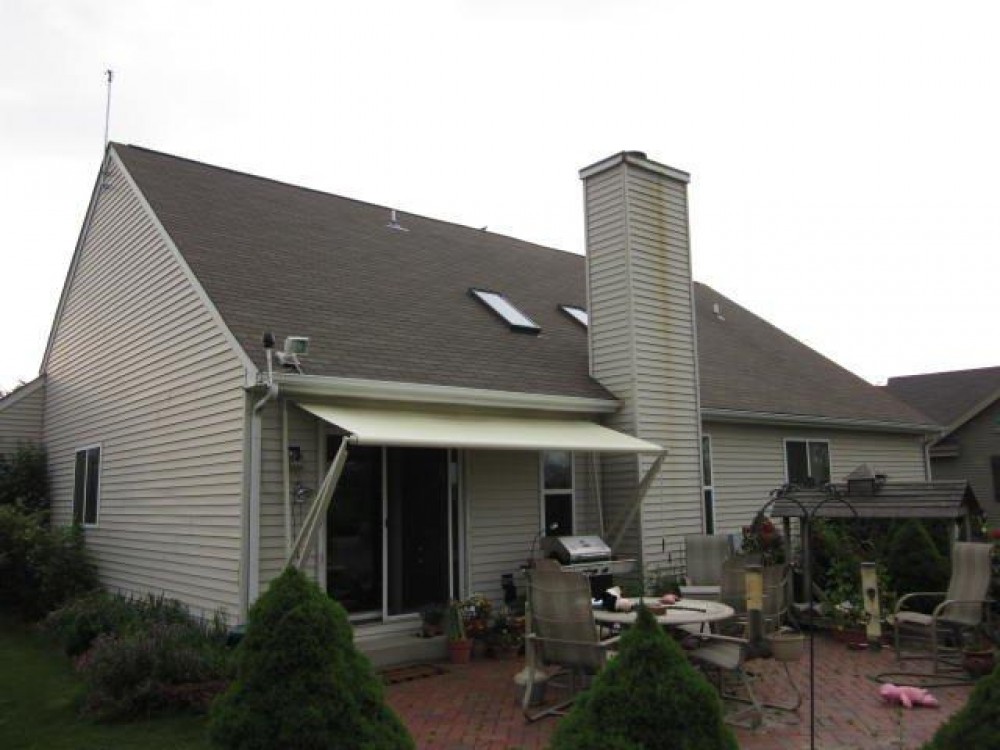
(580, 151), (705, 571)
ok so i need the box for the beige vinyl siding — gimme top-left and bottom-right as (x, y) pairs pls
(584, 158), (703, 570)
(465, 449), (539, 603)
(932, 399), (1000, 523)
(704, 421), (928, 537)
(625, 168), (703, 567)
(0, 378), (45, 457)
(44, 156), (247, 617)
(585, 166), (643, 559)
(258, 400), (322, 590)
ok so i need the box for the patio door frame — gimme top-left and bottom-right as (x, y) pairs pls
(317, 431), (464, 624)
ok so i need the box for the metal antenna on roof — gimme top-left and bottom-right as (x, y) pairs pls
(103, 69), (114, 149)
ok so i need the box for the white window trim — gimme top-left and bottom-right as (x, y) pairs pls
(73, 443), (103, 528)
(781, 437), (831, 486)
(701, 434), (716, 534)
(539, 451), (575, 535)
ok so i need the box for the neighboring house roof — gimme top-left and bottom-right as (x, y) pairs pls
(111, 144), (934, 429)
(886, 366), (1000, 432)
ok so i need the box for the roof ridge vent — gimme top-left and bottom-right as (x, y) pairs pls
(386, 209), (409, 232)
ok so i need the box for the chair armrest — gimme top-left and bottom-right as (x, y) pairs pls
(932, 599), (990, 618)
(689, 632), (749, 647)
(895, 591), (946, 612)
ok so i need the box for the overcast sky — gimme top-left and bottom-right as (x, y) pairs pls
(2, 0), (997, 394)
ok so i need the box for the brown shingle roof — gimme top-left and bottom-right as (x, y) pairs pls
(114, 144), (608, 400)
(113, 144), (935, 428)
(886, 367), (1000, 426)
(695, 283), (933, 426)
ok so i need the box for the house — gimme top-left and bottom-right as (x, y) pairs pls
(887, 367), (1000, 523)
(0, 145), (937, 661)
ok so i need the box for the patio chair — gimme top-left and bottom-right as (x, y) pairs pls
(685, 630), (801, 729)
(679, 534), (732, 600)
(522, 567), (619, 721)
(893, 541), (994, 674)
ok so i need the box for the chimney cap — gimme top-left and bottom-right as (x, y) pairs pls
(579, 151), (690, 183)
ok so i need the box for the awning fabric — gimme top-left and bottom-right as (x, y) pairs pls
(294, 401), (665, 454)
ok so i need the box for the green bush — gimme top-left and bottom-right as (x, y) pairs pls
(0, 507), (97, 618)
(45, 590), (139, 656)
(0, 443), (49, 516)
(549, 606), (738, 750)
(885, 520), (950, 613)
(79, 621), (232, 718)
(210, 567), (413, 750)
(923, 663), (1000, 749)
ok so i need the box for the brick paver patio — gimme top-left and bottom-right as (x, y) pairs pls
(385, 636), (974, 749)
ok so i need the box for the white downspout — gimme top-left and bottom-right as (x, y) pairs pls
(248, 336), (279, 604)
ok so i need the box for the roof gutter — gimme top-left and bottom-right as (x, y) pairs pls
(700, 407), (941, 435)
(272, 373), (620, 414)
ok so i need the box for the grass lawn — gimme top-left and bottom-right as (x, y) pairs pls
(0, 618), (212, 750)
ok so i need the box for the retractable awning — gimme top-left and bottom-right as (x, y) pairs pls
(294, 401), (665, 454)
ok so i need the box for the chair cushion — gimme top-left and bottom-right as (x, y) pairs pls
(894, 611), (933, 627)
(689, 641), (743, 671)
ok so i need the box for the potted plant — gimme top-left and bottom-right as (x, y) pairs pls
(961, 626), (996, 678)
(444, 601), (472, 664)
(487, 610), (523, 659)
(419, 602), (445, 638)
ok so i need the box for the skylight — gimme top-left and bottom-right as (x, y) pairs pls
(560, 305), (589, 327)
(470, 289), (540, 333)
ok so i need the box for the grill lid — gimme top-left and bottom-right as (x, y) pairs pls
(540, 535), (612, 565)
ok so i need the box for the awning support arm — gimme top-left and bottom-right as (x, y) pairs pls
(287, 438), (350, 570)
(609, 451), (667, 552)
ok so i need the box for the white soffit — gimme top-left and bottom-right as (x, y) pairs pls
(295, 402), (665, 454)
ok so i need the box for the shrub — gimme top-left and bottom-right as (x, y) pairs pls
(0, 506), (97, 618)
(549, 606), (738, 750)
(210, 567), (414, 750)
(885, 519), (950, 613)
(0, 443), (49, 516)
(79, 620), (232, 718)
(923, 663), (1000, 749)
(45, 590), (139, 656)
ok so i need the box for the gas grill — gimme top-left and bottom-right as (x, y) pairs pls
(539, 535), (636, 597)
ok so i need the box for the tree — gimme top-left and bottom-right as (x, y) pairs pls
(550, 606), (738, 750)
(210, 567), (413, 750)
(0, 443), (49, 517)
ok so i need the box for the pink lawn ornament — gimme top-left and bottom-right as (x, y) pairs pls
(878, 683), (939, 709)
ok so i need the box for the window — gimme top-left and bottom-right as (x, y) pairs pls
(541, 451), (573, 536)
(701, 435), (715, 534)
(784, 439), (830, 488)
(469, 289), (540, 332)
(73, 446), (101, 526)
(559, 305), (588, 327)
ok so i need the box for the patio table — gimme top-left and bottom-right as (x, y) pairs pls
(592, 598), (734, 629)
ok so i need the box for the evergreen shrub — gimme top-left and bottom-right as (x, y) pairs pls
(549, 606), (738, 750)
(923, 663), (1000, 749)
(885, 520), (950, 613)
(209, 567), (414, 750)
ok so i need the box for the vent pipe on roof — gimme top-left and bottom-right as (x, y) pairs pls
(386, 209), (409, 232)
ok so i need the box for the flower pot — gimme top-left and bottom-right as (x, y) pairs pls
(767, 631), (805, 662)
(831, 627), (867, 646)
(448, 639), (473, 664)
